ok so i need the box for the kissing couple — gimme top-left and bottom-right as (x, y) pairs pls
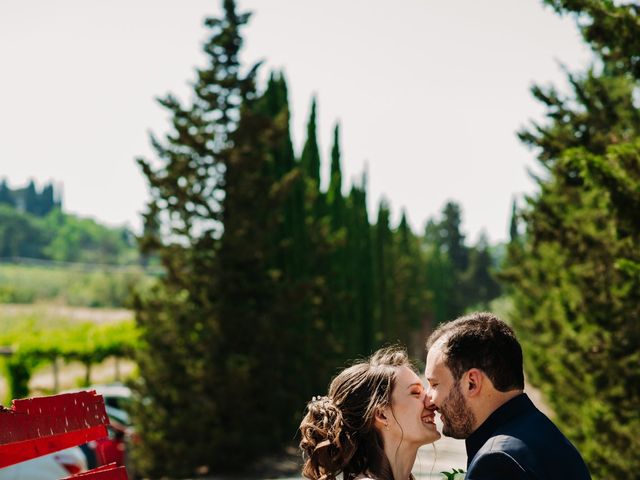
(299, 312), (591, 480)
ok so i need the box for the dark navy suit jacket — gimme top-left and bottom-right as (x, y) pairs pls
(465, 394), (591, 479)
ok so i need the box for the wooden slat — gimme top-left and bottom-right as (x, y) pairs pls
(0, 391), (109, 468)
(64, 463), (128, 480)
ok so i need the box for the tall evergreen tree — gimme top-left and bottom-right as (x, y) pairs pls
(299, 98), (325, 218)
(423, 218), (457, 323)
(134, 2), (337, 474)
(504, 3), (640, 477)
(508, 198), (520, 244)
(40, 183), (55, 216)
(462, 232), (501, 309)
(392, 211), (433, 355)
(344, 176), (374, 355)
(372, 198), (394, 343)
(23, 180), (38, 216)
(133, 1), (262, 475)
(0, 179), (14, 207)
(440, 201), (469, 274)
(213, 87), (305, 466)
(325, 123), (350, 340)
(423, 201), (470, 317)
(327, 124), (345, 231)
(300, 98), (321, 186)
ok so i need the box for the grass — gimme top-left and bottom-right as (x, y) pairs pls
(0, 302), (138, 403)
(0, 262), (156, 307)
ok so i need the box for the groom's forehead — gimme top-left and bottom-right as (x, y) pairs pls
(425, 342), (448, 373)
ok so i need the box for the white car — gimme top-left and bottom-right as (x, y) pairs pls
(0, 447), (87, 480)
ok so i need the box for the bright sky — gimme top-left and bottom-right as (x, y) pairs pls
(0, 0), (592, 243)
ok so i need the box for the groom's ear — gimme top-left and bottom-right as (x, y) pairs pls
(465, 368), (483, 397)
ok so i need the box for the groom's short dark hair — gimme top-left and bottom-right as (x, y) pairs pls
(426, 312), (524, 391)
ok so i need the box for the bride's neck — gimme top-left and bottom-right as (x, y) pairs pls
(383, 441), (418, 480)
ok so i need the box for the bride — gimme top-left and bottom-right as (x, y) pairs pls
(299, 346), (440, 480)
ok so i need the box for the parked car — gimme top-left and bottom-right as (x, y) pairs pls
(62, 384), (137, 477)
(0, 447), (87, 479)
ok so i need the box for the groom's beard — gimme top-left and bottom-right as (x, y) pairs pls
(440, 381), (475, 439)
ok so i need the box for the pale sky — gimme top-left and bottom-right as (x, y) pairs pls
(0, 0), (592, 243)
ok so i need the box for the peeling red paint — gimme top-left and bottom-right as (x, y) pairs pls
(0, 391), (128, 479)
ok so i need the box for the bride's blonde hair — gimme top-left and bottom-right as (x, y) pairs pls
(299, 346), (414, 480)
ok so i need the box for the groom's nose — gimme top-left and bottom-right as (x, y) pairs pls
(424, 392), (437, 410)
(425, 384), (434, 403)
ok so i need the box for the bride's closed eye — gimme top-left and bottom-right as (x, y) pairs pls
(409, 385), (425, 396)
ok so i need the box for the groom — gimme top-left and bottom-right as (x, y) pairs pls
(424, 312), (591, 479)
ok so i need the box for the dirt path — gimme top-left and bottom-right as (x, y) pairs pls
(0, 303), (132, 324)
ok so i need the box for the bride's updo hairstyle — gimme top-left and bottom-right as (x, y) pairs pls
(299, 346), (413, 480)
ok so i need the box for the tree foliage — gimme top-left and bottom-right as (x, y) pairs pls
(504, 2), (640, 477)
(0, 179), (61, 217)
(0, 318), (138, 402)
(132, 1), (504, 475)
(0, 204), (139, 265)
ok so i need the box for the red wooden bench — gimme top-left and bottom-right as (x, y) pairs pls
(0, 391), (128, 479)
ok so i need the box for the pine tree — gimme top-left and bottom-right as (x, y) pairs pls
(133, 0), (262, 475)
(134, 3), (338, 473)
(462, 232), (501, 309)
(504, 3), (640, 476)
(440, 201), (469, 274)
(423, 201), (469, 318)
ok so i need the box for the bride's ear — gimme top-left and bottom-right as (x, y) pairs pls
(374, 407), (390, 431)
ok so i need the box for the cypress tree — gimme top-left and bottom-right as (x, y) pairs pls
(300, 98), (321, 186)
(40, 184), (55, 216)
(213, 85), (297, 466)
(344, 176), (374, 355)
(423, 201), (470, 318)
(327, 124), (345, 231)
(0, 179), (15, 207)
(392, 211), (433, 355)
(423, 218), (456, 323)
(23, 180), (38, 216)
(372, 198), (394, 343)
(299, 98), (325, 218)
(508, 198), (519, 244)
(325, 123), (350, 341)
